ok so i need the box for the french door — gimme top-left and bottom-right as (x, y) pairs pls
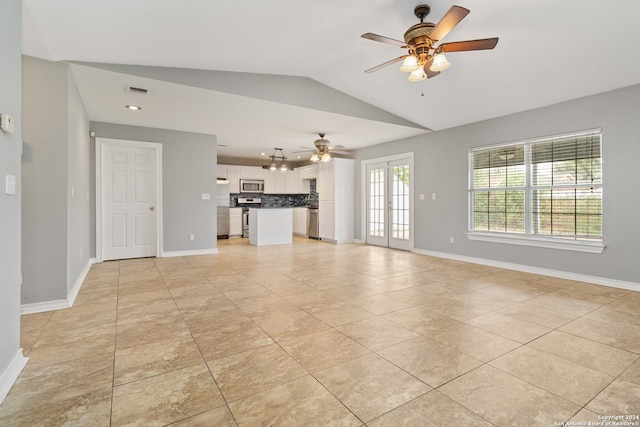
(366, 158), (412, 250)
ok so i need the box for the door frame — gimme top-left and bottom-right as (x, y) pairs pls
(360, 152), (414, 250)
(95, 137), (163, 262)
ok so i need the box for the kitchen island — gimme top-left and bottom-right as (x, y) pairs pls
(248, 208), (293, 246)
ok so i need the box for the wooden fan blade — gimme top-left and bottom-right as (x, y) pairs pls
(365, 55), (407, 74)
(428, 6), (470, 42)
(361, 33), (407, 48)
(440, 37), (499, 52)
(423, 58), (440, 79)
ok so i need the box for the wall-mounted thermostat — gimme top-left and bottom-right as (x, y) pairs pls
(0, 113), (15, 134)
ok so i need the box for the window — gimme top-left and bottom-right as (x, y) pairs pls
(469, 130), (602, 247)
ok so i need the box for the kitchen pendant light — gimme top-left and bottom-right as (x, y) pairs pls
(263, 148), (293, 171)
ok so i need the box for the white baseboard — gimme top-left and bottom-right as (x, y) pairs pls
(67, 258), (97, 306)
(412, 248), (640, 292)
(162, 248), (218, 257)
(0, 349), (28, 404)
(20, 258), (97, 315)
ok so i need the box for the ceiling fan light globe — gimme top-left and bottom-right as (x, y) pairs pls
(321, 153), (332, 162)
(430, 53), (451, 72)
(399, 55), (420, 72)
(408, 67), (427, 82)
(310, 152), (320, 162)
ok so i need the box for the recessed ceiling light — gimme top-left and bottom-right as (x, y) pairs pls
(125, 105), (142, 110)
(296, 155), (301, 159)
(260, 152), (266, 156)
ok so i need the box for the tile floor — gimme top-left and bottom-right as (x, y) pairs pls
(2, 237), (640, 426)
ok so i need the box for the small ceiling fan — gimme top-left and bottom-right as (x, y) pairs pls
(295, 133), (351, 162)
(361, 4), (498, 81)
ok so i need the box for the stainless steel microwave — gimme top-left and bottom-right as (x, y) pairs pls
(240, 179), (264, 193)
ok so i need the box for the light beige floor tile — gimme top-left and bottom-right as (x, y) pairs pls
(0, 389), (112, 427)
(490, 346), (613, 405)
(228, 375), (361, 426)
(368, 390), (494, 427)
(498, 300), (586, 328)
(568, 408), (604, 423)
(559, 316), (640, 353)
(0, 352), (113, 416)
(378, 336), (482, 388)
(235, 296), (302, 321)
(26, 328), (116, 368)
(587, 306), (640, 329)
(283, 290), (343, 311)
(605, 291), (640, 316)
(308, 302), (375, 327)
(279, 329), (370, 373)
(193, 318), (274, 361)
(116, 313), (191, 350)
(254, 310), (330, 341)
(168, 405), (237, 426)
(382, 305), (461, 335)
(117, 299), (181, 325)
(336, 317), (420, 351)
(111, 363), (225, 426)
(350, 294), (421, 315)
(586, 379), (640, 414)
(464, 312), (552, 343)
(439, 365), (579, 427)
(114, 334), (204, 385)
(208, 343), (307, 402)
(529, 330), (639, 376)
(315, 353), (431, 423)
(424, 323), (521, 362)
(621, 358), (640, 386)
(180, 305), (250, 335)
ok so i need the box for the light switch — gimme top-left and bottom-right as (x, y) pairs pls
(419, 194), (425, 200)
(201, 193), (211, 200)
(5, 175), (16, 195)
(431, 193), (437, 200)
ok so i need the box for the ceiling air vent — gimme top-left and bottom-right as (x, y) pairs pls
(126, 86), (148, 95)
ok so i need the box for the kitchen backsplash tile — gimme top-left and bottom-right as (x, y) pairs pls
(231, 178), (318, 208)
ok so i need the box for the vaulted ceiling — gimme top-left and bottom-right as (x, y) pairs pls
(22, 0), (640, 159)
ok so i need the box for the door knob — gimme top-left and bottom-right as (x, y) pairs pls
(149, 206), (155, 211)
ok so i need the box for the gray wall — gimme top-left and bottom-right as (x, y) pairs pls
(66, 69), (92, 294)
(22, 56), (69, 303)
(355, 84), (640, 284)
(0, 0), (23, 386)
(90, 123), (217, 252)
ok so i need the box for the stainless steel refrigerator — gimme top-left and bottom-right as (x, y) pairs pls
(216, 178), (230, 239)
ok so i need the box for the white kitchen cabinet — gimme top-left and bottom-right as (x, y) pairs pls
(227, 165), (242, 193)
(318, 159), (354, 243)
(265, 169), (299, 194)
(293, 207), (307, 236)
(229, 207), (242, 237)
(298, 164), (318, 193)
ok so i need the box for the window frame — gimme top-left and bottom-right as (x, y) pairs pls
(467, 129), (605, 254)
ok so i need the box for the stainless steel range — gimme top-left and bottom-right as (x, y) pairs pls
(236, 197), (262, 237)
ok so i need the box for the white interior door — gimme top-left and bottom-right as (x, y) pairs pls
(100, 140), (159, 261)
(366, 159), (412, 250)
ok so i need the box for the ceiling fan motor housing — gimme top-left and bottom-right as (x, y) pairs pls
(404, 22), (435, 45)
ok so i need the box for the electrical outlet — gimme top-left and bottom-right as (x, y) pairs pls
(449, 236), (454, 244)
(189, 234), (194, 241)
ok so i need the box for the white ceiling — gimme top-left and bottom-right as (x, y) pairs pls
(22, 0), (640, 160)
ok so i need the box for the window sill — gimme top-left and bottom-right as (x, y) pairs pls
(465, 232), (605, 254)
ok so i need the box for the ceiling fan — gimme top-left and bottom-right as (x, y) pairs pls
(295, 133), (351, 162)
(361, 4), (498, 81)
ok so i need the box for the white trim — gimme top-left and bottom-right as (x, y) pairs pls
(21, 299), (70, 315)
(162, 248), (218, 257)
(67, 258), (97, 306)
(412, 247), (639, 292)
(95, 138), (163, 262)
(21, 258), (97, 315)
(466, 232), (605, 254)
(0, 349), (28, 404)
